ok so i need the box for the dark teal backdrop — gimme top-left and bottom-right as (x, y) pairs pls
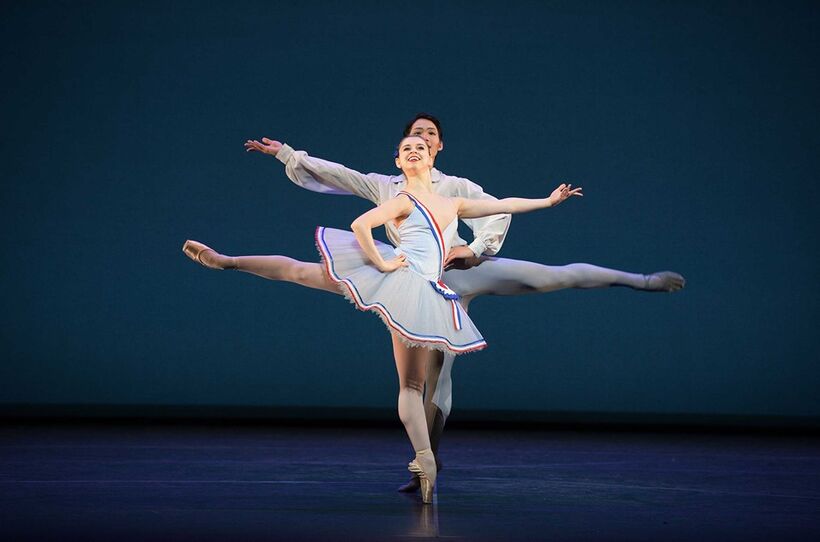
(1, 1), (817, 422)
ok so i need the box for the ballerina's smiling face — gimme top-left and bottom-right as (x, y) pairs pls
(395, 135), (433, 173)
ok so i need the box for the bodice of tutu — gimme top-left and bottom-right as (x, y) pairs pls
(395, 206), (458, 282)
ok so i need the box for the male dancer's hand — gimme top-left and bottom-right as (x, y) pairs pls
(444, 245), (483, 270)
(244, 137), (283, 156)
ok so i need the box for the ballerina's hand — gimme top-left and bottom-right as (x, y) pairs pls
(379, 254), (408, 273)
(244, 137), (283, 156)
(549, 183), (583, 206)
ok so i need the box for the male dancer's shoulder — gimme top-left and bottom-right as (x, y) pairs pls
(434, 169), (497, 200)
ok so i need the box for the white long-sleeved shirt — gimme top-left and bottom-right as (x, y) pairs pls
(276, 144), (511, 257)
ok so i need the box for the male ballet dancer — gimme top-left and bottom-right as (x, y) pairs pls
(243, 113), (685, 492)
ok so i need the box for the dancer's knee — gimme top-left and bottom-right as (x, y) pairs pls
(560, 263), (586, 287)
(562, 263), (612, 289)
(286, 262), (316, 284)
(401, 378), (425, 395)
(541, 263), (590, 289)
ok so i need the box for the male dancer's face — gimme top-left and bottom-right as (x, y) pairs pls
(408, 119), (444, 163)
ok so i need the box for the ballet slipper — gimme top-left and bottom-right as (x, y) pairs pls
(397, 475), (421, 493)
(643, 271), (686, 292)
(182, 240), (230, 270)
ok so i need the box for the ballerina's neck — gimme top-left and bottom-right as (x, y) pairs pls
(403, 171), (434, 193)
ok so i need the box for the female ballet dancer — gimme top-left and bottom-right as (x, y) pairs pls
(183, 135), (582, 503)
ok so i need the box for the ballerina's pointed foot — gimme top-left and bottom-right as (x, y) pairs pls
(408, 449), (437, 504)
(398, 456), (443, 493)
(643, 271), (685, 292)
(182, 240), (234, 270)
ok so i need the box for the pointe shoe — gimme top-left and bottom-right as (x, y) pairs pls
(182, 240), (228, 270)
(408, 449), (437, 504)
(398, 456), (443, 493)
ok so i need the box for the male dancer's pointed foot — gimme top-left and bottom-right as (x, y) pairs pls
(398, 456), (442, 493)
(407, 449), (437, 504)
(182, 240), (235, 270)
(643, 271), (685, 292)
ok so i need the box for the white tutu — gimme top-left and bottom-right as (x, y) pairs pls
(315, 226), (486, 355)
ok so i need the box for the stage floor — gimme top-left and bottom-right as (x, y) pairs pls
(1, 422), (818, 541)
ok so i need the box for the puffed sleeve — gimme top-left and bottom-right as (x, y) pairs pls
(276, 144), (389, 205)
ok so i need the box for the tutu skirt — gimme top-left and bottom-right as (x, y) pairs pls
(315, 227), (486, 355)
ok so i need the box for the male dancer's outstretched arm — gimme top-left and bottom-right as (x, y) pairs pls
(246, 137), (385, 203)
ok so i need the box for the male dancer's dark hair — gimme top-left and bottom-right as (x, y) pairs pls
(403, 113), (444, 141)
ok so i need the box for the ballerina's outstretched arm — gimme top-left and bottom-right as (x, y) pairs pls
(456, 183), (583, 218)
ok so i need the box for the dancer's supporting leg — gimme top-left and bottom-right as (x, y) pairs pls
(182, 240), (340, 294)
(392, 332), (437, 503)
(398, 298), (470, 494)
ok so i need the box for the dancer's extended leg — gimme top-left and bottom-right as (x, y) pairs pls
(183, 240), (339, 294)
(234, 256), (339, 293)
(392, 333), (437, 498)
(443, 258), (685, 298)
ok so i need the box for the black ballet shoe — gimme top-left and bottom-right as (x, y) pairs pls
(397, 475), (421, 493)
